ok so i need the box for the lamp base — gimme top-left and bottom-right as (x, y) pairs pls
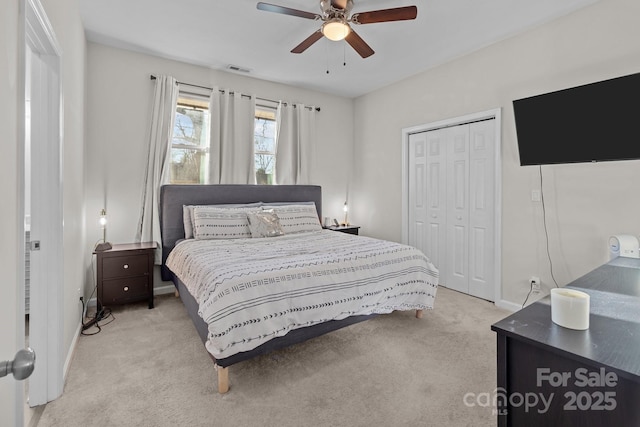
(94, 241), (112, 252)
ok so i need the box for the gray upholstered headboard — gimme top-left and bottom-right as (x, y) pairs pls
(159, 184), (322, 281)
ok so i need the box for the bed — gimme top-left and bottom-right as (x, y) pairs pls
(159, 184), (438, 393)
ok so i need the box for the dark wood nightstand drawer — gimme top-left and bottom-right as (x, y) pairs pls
(94, 242), (157, 310)
(101, 276), (149, 304)
(102, 254), (149, 279)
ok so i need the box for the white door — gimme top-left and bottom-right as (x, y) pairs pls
(23, 0), (65, 410)
(408, 130), (448, 279)
(28, 45), (64, 407)
(425, 130), (448, 277)
(445, 125), (470, 293)
(407, 118), (497, 301)
(407, 132), (428, 252)
(468, 120), (496, 300)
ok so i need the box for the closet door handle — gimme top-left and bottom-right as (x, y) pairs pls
(456, 215), (462, 220)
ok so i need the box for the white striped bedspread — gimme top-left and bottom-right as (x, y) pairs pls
(166, 230), (439, 360)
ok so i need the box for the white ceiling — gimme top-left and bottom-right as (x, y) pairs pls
(80, 0), (596, 98)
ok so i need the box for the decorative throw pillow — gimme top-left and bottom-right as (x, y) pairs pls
(247, 210), (285, 238)
(192, 206), (258, 240)
(183, 203), (261, 239)
(269, 203), (322, 234)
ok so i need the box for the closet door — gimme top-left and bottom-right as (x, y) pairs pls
(408, 133), (428, 252)
(407, 118), (496, 301)
(468, 120), (495, 300)
(408, 130), (447, 279)
(425, 130), (447, 273)
(445, 125), (470, 293)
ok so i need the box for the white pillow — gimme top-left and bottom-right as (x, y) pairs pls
(183, 203), (261, 239)
(192, 206), (259, 240)
(269, 203), (322, 234)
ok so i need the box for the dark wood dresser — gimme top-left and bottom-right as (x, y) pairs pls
(95, 242), (157, 311)
(491, 257), (640, 426)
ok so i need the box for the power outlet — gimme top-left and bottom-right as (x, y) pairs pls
(530, 276), (541, 293)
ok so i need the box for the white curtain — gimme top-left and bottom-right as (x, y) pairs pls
(208, 89), (257, 184)
(275, 103), (317, 185)
(136, 75), (178, 263)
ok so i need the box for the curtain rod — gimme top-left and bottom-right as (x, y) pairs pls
(150, 75), (320, 112)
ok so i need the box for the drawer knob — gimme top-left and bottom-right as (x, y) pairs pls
(123, 286), (129, 292)
(123, 264), (129, 269)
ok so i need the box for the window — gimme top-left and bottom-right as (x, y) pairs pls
(169, 94), (278, 185)
(254, 107), (277, 185)
(169, 94), (210, 184)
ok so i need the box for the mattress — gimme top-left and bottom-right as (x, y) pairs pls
(166, 229), (438, 360)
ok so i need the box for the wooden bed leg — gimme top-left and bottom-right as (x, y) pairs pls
(174, 289), (179, 298)
(416, 309), (423, 319)
(216, 366), (230, 394)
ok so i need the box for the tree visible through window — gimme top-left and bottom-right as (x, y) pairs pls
(254, 107), (276, 185)
(170, 95), (209, 184)
(169, 95), (278, 184)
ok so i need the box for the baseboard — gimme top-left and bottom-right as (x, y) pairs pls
(154, 284), (177, 296)
(65, 318), (83, 382)
(495, 299), (522, 312)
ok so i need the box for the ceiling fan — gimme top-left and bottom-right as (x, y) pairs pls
(256, 0), (418, 59)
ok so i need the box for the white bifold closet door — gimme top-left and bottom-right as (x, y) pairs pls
(408, 119), (495, 301)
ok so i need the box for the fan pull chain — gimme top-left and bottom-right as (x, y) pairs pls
(343, 43), (347, 67)
(326, 41), (330, 74)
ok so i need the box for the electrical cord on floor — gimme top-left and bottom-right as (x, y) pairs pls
(80, 246), (116, 335)
(80, 297), (113, 335)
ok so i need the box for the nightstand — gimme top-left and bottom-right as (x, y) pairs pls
(94, 242), (157, 311)
(324, 225), (360, 235)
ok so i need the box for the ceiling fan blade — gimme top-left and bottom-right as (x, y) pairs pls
(331, 0), (348, 10)
(291, 31), (324, 54)
(352, 6), (417, 24)
(257, 2), (320, 20)
(345, 29), (374, 58)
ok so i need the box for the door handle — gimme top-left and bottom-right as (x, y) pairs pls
(0, 348), (36, 380)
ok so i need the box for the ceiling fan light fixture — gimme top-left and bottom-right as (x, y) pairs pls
(322, 19), (350, 41)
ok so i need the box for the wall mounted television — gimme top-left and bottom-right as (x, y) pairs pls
(513, 71), (640, 166)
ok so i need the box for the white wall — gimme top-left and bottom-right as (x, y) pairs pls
(41, 0), (88, 375)
(353, 0), (640, 306)
(85, 43), (355, 288)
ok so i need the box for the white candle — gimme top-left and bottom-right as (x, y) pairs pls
(550, 288), (590, 330)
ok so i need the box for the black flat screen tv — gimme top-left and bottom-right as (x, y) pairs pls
(513, 72), (640, 166)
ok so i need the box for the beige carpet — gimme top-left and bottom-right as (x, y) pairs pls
(35, 287), (510, 427)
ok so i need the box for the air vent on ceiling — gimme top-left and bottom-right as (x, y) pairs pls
(227, 65), (251, 73)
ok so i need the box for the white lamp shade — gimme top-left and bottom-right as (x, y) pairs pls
(322, 20), (350, 41)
